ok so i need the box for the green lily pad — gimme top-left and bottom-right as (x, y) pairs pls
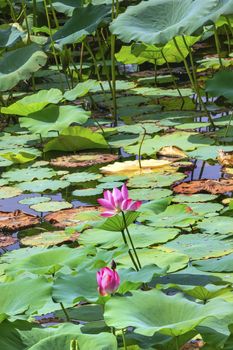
(19, 196), (51, 205)
(173, 194), (218, 203)
(128, 188), (172, 201)
(17, 179), (70, 193)
(197, 216), (233, 235)
(0, 186), (22, 199)
(72, 188), (103, 197)
(127, 173), (186, 188)
(62, 172), (102, 183)
(30, 201), (72, 213)
(79, 224), (179, 249)
(20, 230), (77, 247)
(194, 253), (233, 273)
(139, 204), (198, 228)
(165, 233), (233, 260)
(2, 167), (56, 183)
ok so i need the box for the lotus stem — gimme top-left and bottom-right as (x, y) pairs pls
(96, 30), (113, 94)
(60, 302), (70, 322)
(7, 0), (17, 22)
(32, 0), (37, 27)
(122, 329), (127, 350)
(122, 211), (142, 270)
(47, 0), (59, 29)
(225, 16), (233, 39)
(138, 126), (146, 170)
(161, 49), (185, 105)
(22, 0), (31, 43)
(121, 230), (139, 271)
(213, 24), (223, 69)
(175, 337), (179, 350)
(70, 340), (79, 350)
(110, 0), (118, 126)
(174, 36), (215, 128)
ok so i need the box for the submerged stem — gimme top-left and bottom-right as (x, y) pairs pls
(138, 126), (146, 170)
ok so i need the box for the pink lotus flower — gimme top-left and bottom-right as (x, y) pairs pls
(97, 265), (120, 296)
(97, 183), (142, 217)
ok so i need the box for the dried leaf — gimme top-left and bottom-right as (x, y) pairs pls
(100, 159), (173, 176)
(0, 234), (17, 248)
(50, 153), (118, 168)
(181, 339), (205, 349)
(157, 146), (187, 159)
(44, 207), (103, 228)
(173, 179), (233, 195)
(217, 149), (233, 166)
(0, 210), (40, 231)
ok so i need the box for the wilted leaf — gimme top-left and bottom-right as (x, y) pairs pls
(0, 211), (40, 231)
(0, 186), (22, 199)
(50, 153), (118, 168)
(44, 207), (103, 228)
(0, 234), (17, 248)
(173, 179), (233, 194)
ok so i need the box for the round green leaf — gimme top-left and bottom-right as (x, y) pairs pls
(30, 201), (72, 213)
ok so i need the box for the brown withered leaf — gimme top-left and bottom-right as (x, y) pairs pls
(181, 339), (205, 349)
(157, 146), (187, 159)
(50, 153), (118, 168)
(0, 210), (40, 232)
(173, 179), (233, 194)
(218, 149), (233, 167)
(0, 234), (17, 248)
(44, 206), (103, 229)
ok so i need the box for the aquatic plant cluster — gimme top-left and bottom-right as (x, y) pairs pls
(1, 0), (233, 349)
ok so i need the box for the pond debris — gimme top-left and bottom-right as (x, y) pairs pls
(157, 146), (187, 159)
(44, 207), (103, 229)
(50, 152), (118, 168)
(218, 149), (233, 167)
(0, 234), (17, 248)
(173, 179), (233, 194)
(0, 210), (40, 231)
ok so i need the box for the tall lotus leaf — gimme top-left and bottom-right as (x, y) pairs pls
(0, 44), (47, 91)
(19, 105), (90, 136)
(52, 4), (111, 48)
(110, 0), (219, 45)
(206, 70), (233, 103)
(64, 79), (99, 101)
(0, 277), (52, 323)
(44, 126), (108, 152)
(132, 36), (199, 65)
(205, 0), (233, 22)
(1, 89), (63, 116)
(0, 26), (25, 48)
(104, 289), (233, 337)
(51, 0), (83, 15)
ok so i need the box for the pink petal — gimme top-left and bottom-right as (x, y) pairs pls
(121, 183), (128, 200)
(127, 200), (142, 211)
(121, 198), (132, 211)
(104, 190), (115, 207)
(112, 187), (123, 207)
(97, 198), (115, 210)
(100, 210), (116, 217)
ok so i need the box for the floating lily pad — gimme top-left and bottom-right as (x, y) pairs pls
(0, 234), (17, 248)
(197, 216), (233, 235)
(18, 196), (51, 205)
(0, 186), (22, 199)
(44, 207), (103, 228)
(128, 172), (185, 188)
(0, 211), (40, 231)
(30, 201), (73, 213)
(50, 153), (118, 168)
(20, 230), (79, 247)
(173, 194), (218, 203)
(79, 225), (179, 249)
(0, 157), (13, 167)
(2, 167), (56, 183)
(128, 188), (172, 200)
(62, 172), (102, 183)
(165, 233), (233, 260)
(17, 179), (70, 193)
(96, 181), (123, 190)
(173, 179), (233, 194)
(72, 188), (103, 197)
(194, 253), (233, 272)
